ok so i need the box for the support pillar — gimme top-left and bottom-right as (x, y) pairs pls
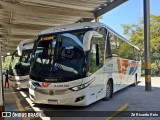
(144, 0), (151, 91)
(0, 46), (5, 120)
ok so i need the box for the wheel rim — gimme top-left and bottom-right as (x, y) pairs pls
(106, 82), (111, 98)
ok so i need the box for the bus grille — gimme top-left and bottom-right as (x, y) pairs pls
(35, 88), (72, 95)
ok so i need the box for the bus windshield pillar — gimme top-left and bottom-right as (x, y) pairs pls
(144, 0), (151, 91)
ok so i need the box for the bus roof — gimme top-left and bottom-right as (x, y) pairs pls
(40, 22), (104, 35)
(17, 39), (35, 56)
(39, 22), (140, 50)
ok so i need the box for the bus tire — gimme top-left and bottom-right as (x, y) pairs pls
(103, 80), (112, 101)
(132, 74), (137, 87)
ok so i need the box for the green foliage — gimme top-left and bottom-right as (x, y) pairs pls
(2, 56), (11, 71)
(90, 54), (99, 73)
(122, 15), (160, 76)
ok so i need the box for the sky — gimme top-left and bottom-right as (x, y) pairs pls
(99, 0), (160, 37)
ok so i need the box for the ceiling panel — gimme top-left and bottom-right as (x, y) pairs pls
(0, 0), (127, 55)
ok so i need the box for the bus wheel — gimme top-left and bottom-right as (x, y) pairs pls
(103, 80), (112, 101)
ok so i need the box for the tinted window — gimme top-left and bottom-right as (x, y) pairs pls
(109, 34), (119, 57)
(134, 49), (141, 61)
(119, 42), (135, 60)
(109, 33), (138, 60)
(89, 36), (105, 74)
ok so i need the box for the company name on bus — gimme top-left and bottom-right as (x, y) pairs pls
(130, 63), (140, 67)
(41, 36), (55, 41)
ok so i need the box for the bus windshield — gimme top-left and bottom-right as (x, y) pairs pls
(30, 29), (91, 82)
(9, 50), (32, 76)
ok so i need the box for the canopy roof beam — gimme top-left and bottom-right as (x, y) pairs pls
(94, 0), (128, 18)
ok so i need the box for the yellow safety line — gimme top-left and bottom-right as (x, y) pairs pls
(106, 103), (129, 120)
(10, 87), (30, 120)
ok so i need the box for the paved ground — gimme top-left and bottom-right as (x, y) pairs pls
(113, 77), (160, 120)
(3, 88), (22, 120)
(3, 77), (160, 120)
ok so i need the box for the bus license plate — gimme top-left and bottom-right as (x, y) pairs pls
(48, 99), (58, 103)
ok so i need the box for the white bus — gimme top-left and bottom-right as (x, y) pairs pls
(29, 22), (141, 106)
(9, 39), (34, 90)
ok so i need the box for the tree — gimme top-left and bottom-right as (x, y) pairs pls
(2, 56), (12, 71)
(122, 15), (160, 76)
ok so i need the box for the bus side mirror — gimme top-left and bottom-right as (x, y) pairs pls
(83, 31), (103, 51)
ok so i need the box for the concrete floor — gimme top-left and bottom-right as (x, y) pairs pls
(3, 88), (22, 120)
(113, 77), (160, 120)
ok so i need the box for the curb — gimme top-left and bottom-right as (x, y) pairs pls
(106, 103), (129, 120)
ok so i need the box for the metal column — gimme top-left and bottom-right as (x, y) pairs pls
(0, 46), (5, 118)
(144, 0), (151, 91)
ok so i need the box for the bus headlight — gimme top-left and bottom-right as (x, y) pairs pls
(69, 80), (93, 91)
(29, 83), (36, 90)
(19, 78), (30, 83)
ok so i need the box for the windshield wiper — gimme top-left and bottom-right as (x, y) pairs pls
(55, 63), (78, 74)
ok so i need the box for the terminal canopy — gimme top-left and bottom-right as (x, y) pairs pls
(0, 0), (127, 55)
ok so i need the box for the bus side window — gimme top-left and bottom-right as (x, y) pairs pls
(119, 40), (136, 60)
(89, 44), (97, 73)
(138, 51), (141, 61)
(98, 27), (109, 60)
(89, 37), (104, 74)
(106, 33), (111, 58)
(109, 34), (119, 57)
(135, 49), (141, 61)
(118, 39), (126, 58)
(122, 43), (134, 60)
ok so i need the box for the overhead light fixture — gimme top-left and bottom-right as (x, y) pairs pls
(7, 53), (10, 55)
(1, 56), (3, 58)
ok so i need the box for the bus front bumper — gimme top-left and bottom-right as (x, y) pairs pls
(9, 76), (29, 89)
(29, 87), (89, 106)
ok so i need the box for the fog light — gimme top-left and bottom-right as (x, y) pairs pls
(49, 90), (54, 95)
(75, 96), (85, 102)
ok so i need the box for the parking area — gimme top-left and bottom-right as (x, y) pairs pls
(0, 1), (158, 120)
(3, 77), (160, 120)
